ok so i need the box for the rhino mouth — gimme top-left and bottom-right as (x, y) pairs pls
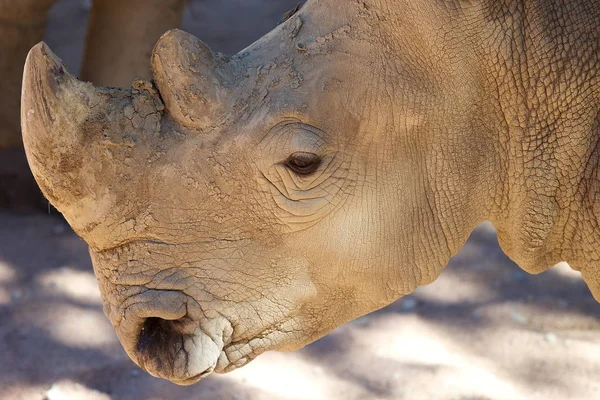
(131, 313), (268, 384)
(121, 300), (299, 384)
(135, 316), (219, 384)
(109, 289), (232, 385)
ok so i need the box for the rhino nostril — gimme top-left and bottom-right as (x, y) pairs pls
(137, 317), (176, 355)
(129, 311), (221, 382)
(136, 316), (193, 374)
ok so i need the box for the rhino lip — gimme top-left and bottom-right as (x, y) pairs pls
(111, 289), (232, 384)
(170, 369), (214, 385)
(111, 289), (284, 382)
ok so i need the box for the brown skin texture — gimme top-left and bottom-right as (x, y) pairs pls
(21, 0), (600, 385)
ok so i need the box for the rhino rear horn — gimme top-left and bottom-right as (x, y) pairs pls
(151, 29), (233, 131)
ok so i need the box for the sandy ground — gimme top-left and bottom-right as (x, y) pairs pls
(2, 1), (600, 399)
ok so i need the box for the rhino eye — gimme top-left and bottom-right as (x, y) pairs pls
(285, 152), (321, 175)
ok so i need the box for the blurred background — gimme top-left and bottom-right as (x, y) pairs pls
(1, 1), (600, 399)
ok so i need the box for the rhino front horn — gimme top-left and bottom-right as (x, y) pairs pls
(21, 42), (163, 249)
(151, 29), (234, 131)
(21, 42), (102, 208)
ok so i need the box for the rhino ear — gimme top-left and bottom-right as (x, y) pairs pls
(151, 29), (233, 131)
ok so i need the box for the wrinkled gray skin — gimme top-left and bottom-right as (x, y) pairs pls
(21, 0), (600, 385)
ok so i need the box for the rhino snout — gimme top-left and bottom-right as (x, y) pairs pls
(113, 290), (231, 385)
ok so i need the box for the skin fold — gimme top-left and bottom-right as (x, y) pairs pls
(20, 0), (600, 385)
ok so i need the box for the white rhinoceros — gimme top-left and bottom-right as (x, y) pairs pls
(20, 0), (600, 385)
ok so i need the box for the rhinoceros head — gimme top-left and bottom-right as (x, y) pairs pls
(21, 1), (505, 385)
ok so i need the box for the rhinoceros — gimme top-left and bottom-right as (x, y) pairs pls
(20, 0), (600, 385)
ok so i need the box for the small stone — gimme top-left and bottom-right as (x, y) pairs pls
(544, 332), (558, 344)
(510, 309), (528, 325)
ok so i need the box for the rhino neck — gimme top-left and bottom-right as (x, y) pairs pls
(287, 0), (600, 296)
(477, 0), (600, 298)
